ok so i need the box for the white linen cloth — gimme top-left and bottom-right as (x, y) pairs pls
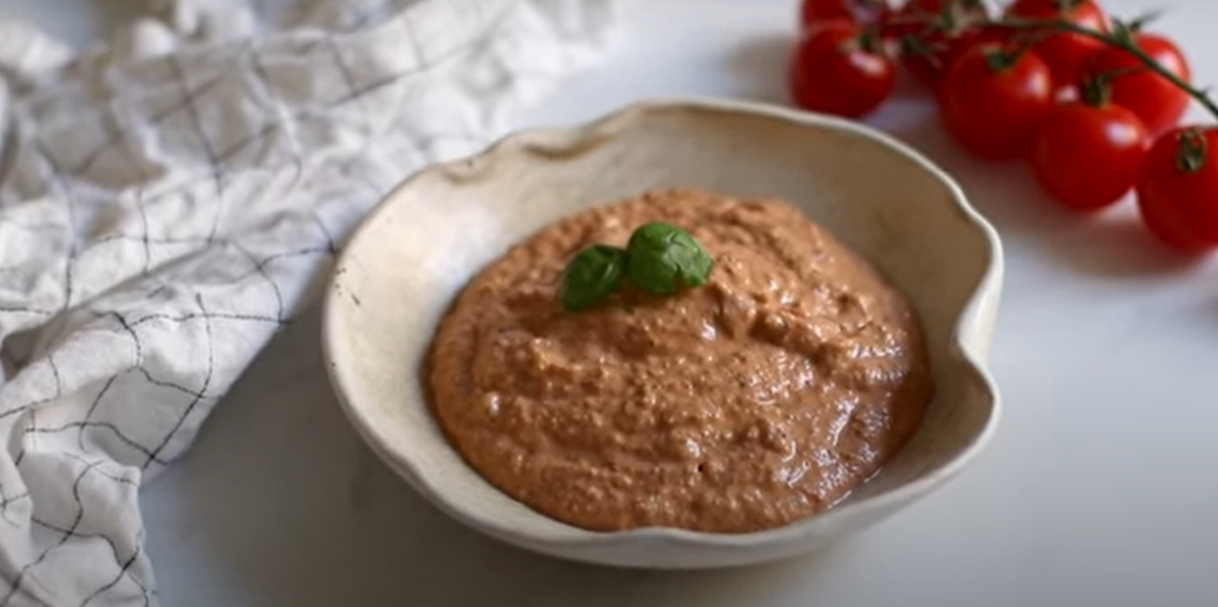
(0, 1), (616, 604)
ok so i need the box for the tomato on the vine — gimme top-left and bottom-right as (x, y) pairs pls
(1137, 128), (1218, 253)
(903, 25), (1010, 85)
(800, 0), (891, 30)
(889, 0), (1000, 84)
(1005, 0), (1109, 88)
(1032, 101), (1149, 211)
(789, 21), (896, 118)
(1085, 32), (1191, 136)
(886, 0), (983, 39)
(937, 44), (1053, 158)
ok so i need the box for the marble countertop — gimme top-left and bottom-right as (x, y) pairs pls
(3, 0), (1218, 605)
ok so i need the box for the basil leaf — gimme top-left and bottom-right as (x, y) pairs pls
(559, 245), (628, 311)
(625, 222), (714, 295)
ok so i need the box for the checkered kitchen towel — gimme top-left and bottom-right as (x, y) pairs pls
(0, 0), (616, 604)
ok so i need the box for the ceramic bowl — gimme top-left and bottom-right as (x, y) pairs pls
(322, 98), (1004, 569)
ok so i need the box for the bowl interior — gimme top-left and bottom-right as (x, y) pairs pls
(325, 100), (999, 547)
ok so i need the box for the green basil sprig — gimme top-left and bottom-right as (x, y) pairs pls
(626, 222), (715, 294)
(559, 222), (713, 312)
(559, 245), (628, 312)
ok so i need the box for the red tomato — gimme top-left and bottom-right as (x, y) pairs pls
(1085, 32), (1191, 137)
(801, 0), (891, 29)
(1006, 0), (1108, 88)
(789, 22), (896, 118)
(1136, 127), (1218, 253)
(802, 0), (854, 26)
(937, 44), (1054, 158)
(1032, 102), (1149, 211)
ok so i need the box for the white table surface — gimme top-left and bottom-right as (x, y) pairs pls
(2, 0), (1218, 605)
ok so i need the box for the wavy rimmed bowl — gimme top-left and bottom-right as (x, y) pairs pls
(322, 98), (1004, 569)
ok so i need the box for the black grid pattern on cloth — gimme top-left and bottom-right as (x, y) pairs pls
(0, 0), (607, 603)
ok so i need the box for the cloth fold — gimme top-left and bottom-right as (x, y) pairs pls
(0, 1), (616, 604)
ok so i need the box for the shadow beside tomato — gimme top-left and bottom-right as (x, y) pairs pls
(884, 110), (1204, 280)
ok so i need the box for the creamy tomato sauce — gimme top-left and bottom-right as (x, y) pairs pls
(426, 188), (933, 533)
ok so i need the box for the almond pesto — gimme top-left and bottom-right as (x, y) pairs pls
(426, 188), (933, 533)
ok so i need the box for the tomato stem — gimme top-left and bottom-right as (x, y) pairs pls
(1125, 9), (1164, 34)
(857, 27), (884, 53)
(1176, 128), (1209, 174)
(890, 8), (1216, 121)
(1108, 18), (1138, 47)
(1079, 72), (1108, 107)
(983, 47), (1020, 72)
(899, 35), (940, 62)
(1080, 67), (1144, 107)
(995, 17), (1218, 122)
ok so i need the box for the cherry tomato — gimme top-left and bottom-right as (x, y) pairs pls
(801, 0), (891, 30)
(1136, 127), (1218, 253)
(789, 22), (896, 118)
(1085, 32), (1191, 137)
(1006, 0), (1108, 88)
(937, 44), (1053, 158)
(802, 0), (854, 26)
(1032, 102), (1149, 211)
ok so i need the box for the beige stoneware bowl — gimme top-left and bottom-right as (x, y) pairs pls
(322, 98), (1004, 569)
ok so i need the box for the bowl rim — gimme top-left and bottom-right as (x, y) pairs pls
(321, 96), (1005, 549)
